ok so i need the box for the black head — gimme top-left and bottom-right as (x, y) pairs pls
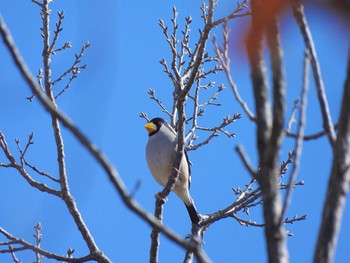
(144, 117), (165, 136)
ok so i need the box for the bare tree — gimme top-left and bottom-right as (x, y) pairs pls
(0, 0), (349, 263)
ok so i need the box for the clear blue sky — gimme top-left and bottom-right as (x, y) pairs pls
(0, 1), (349, 262)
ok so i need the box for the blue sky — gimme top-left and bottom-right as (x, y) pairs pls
(0, 1), (349, 262)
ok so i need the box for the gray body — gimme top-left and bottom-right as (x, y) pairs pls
(145, 119), (199, 223)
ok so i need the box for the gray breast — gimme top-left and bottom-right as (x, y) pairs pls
(146, 127), (177, 186)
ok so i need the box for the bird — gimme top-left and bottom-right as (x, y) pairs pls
(144, 117), (200, 224)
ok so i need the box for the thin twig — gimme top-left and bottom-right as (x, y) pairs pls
(187, 115), (240, 151)
(286, 123), (338, 141)
(0, 227), (93, 262)
(49, 11), (65, 53)
(235, 145), (257, 179)
(53, 42), (90, 99)
(291, 0), (336, 146)
(232, 214), (264, 227)
(139, 112), (150, 122)
(213, 27), (255, 121)
(33, 223), (43, 263)
(279, 50), (310, 226)
(0, 131), (61, 196)
(147, 89), (172, 118)
(212, 0), (250, 27)
(287, 99), (300, 132)
(0, 14), (208, 260)
(8, 245), (21, 263)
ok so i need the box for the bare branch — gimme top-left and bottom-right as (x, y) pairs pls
(53, 41), (72, 53)
(284, 214), (307, 225)
(314, 50), (350, 263)
(213, 26), (255, 121)
(287, 99), (300, 132)
(159, 58), (176, 86)
(13, 132), (60, 182)
(27, 69), (44, 101)
(279, 50), (310, 226)
(286, 124), (338, 141)
(0, 14), (209, 260)
(31, 0), (43, 8)
(49, 11), (65, 54)
(52, 42), (90, 99)
(8, 245), (22, 263)
(0, 227), (93, 262)
(187, 114), (240, 151)
(15, 132), (34, 166)
(183, 224), (203, 263)
(139, 112), (150, 122)
(147, 89), (172, 118)
(235, 145), (257, 179)
(33, 223), (43, 263)
(246, 1), (288, 261)
(182, 0), (214, 95)
(0, 131), (61, 197)
(158, 15), (181, 82)
(212, 0), (250, 27)
(232, 214), (264, 227)
(291, 0), (336, 146)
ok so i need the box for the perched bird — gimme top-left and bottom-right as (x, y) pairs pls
(144, 117), (200, 224)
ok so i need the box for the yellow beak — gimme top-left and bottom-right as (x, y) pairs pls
(144, 122), (156, 133)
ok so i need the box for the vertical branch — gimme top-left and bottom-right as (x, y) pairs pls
(267, 17), (286, 154)
(38, 1), (110, 261)
(264, 16), (288, 263)
(41, 0), (68, 194)
(291, 0), (336, 145)
(246, 1), (288, 262)
(150, 1), (219, 260)
(314, 51), (350, 263)
(149, 197), (162, 263)
(148, 98), (189, 263)
(279, 50), (310, 225)
(183, 224), (202, 263)
(34, 223), (43, 263)
(246, 3), (272, 159)
(182, 0), (214, 95)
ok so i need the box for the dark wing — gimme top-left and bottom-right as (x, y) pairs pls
(184, 150), (192, 189)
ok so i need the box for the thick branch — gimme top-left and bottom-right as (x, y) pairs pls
(246, 1), (288, 262)
(314, 51), (350, 263)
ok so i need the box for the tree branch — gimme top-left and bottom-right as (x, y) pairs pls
(0, 131), (62, 197)
(0, 13), (207, 261)
(279, 50), (310, 226)
(213, 25), (256, 122)
(0, 227), (93, 262)
(212, 0), (250, 27)
(291, 0), (336, 145)
(314, 50), (350, 263)
(246, 1), (288, 262)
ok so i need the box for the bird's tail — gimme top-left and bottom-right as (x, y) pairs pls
(185, 203), (200, 224)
